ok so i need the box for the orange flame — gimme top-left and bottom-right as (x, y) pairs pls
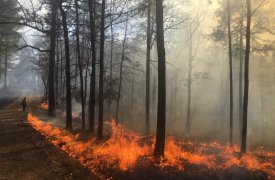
(27, 113), (275, 179)
(92, 121), (149, 170)
(40, 102), (48, 110)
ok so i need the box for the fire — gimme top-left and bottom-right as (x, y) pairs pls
(40, 102), (48, 110)
(27, 113), (275, 179)
(92, 121), (149, 171)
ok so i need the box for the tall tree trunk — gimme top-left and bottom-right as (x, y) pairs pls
(241, 0), (251, 154)
(145, 0), (151, 135)
(154, 0), (166, 158)
(42, 77), (48, 97)
(227, 0), (233, 147)
(173, 74), (178, 122)
(4, 51), (7, 90)
(169, 77), (174, 121)
(130, 76), (134, 110)
(59, 2), (72, 130)
(152, 73), (157, 120)
(48, 0), (57, 117)
(84, 66), (88, 103)
(98, 0), (106, 139)
(239, 13), (244, 138)
(115, 12), (128, 124)
(55, 36), (59, 102)
(84, 48), (89, 112)
(88, 0), (96, 132)
(19, 59), (22, 86)
(186, 19), (192, 136)
(60, 37), (64, 98)
(75, 61), (78, 87)
(0, 36), (1, 84)
(108, 0), (114, 110)
(75, 0), (85, 130)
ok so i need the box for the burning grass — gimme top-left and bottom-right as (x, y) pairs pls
(40, 102), (48, 110)
(27, 113), (275, 179)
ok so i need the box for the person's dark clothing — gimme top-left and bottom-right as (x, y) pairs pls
(21, 97), (27, 112)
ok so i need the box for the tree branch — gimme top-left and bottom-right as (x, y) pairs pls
(0, 21), (50, 34)
(17, 45), (50, 52)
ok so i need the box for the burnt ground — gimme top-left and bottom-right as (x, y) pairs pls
(0, 94), (98, 180)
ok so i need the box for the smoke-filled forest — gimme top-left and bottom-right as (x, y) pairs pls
(0, 0), (274, 179)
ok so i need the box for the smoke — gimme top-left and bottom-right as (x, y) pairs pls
(2, 0), (274, 151)
(111, 0), (275, 150)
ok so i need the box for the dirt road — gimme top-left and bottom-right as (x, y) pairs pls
(0, 96), (97, 180)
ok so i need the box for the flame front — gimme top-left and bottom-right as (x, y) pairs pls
(92, 121), (149, 170)
(27, 113), (275, 179)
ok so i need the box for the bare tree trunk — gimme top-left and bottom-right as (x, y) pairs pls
(173, 74), (178, 122)
(98, 0), (106, 139)
(19, 61), (22, 86)
(169, 77), (174, 120)
(241, 0), (251, 154)
(59, 2), (72, 130)
(186, 19), (192, 136)
(0, 37), (1, 85)
(84, 46), (89, 111)
(84, 66), (88, 102)
(130, 76), (134, 110)
(55, 36), (59, 102)
(154, 0), (166, 158)
(4, 51), (7, 90)
(239, 12), (244, 138)
(152, 73), (157, 120)
(145, 0), (151, 135)
(63, 73), (66, 98)
(227, 0), (233, 147)
(60, 37), (64, 98)
(48, 0), (57, 117)
(75, 59), (78, 87)
(88, 0), (96, 132)
(75, 0), (85, 130)
(115, 12), (129, 124)
(81, 21), (88, 104)
(42, 77), (48, 97)
(108, 0), (114, 111)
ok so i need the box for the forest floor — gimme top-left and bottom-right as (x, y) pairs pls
(0, 92), (98, 180)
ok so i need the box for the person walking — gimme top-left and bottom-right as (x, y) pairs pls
(21, 97), (28, 112)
